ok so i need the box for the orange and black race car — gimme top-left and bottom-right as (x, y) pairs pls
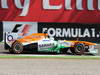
(4, 32), (98, 55)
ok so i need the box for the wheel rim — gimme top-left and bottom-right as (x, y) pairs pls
(75, 43), (85, 54)
(14, 44), (21, 51)
(13, 42), (23, 54)
(76, 45), (84, 52)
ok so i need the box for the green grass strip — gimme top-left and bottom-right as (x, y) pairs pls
(0, 55), (100, 59)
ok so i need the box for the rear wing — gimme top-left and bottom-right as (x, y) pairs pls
(4, 32), (19, 50)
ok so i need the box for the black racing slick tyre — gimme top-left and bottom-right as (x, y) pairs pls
(70, 43), (85, 55)
(11, 41), (23, 54)
(9, 48), (14, 54)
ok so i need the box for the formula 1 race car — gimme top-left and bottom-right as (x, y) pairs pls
(4, 32), (98, 55)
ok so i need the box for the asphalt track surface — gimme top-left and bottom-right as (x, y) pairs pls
(0, 59), (100, 75)
(0, 43), (100, 75)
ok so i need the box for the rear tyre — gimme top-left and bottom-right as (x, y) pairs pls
(11, 41), (23, 54)
(70, 43), (85, 55)
(9, 48), (14, 54)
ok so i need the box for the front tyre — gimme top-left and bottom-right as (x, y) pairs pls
(70, 43), (85, 55)
(11, 41), (23, 54)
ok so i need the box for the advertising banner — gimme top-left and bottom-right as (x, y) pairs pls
(0, 22), (3, 42)
(3, 21), (37, 34)
(2, 21), (38, 42)
(0, 0), (100, 23)
(38, 23), (100, 43)
(2, 21), (100, 43)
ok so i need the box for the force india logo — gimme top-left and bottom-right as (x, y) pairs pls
(0, 0), (100, 16)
